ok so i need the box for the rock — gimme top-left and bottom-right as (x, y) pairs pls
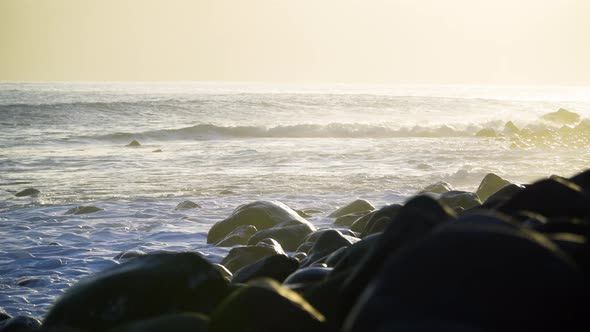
(353, 204), (403, 234)
(295, 242), (314, 254)
(232, 254), (299, 284)
(421, 181), (453, 194)
(126, 140), (141, 147)
(43, 252), (229, 332)
(439, 191), (481, 210)
(283, 267), (333, 286)
(64, 206), (103, 215)
(16, 276), (48, 288)
(207, 201), (312, 245)
(212, 264), (232, 281)
(0, 315), (41, 332)
(105, 313), (209, 332)
(343, 221), (588, 332)
(569, 168), (590, 190)
(475, 128), (497, 137)
(152, 149), (163, 153)
(476, 173), (511, 202)
(359, 216), (391, 238)
(295, 209), (323, 218)
(324, 247), (349, 267)
(503, 121), (521, 135)
(331, 233), (381, 274)
(328, 199), (375, 218)
(14, 188), (40, 197)
(482, 183), (525, 206)
(300, 230), (358, 268)
(541, 108), (581, 125)
(0, 309), (10, 322)
(304, 229), (357, 244)
(175, 201), (201, 210)
(333, 211), (372, 227)
(247, 221), (315, 251)
(216, 225), (258, 247)
(221, 239), (286, 273)
(209, 279), (325, 332)
(498, 178), (588, 219)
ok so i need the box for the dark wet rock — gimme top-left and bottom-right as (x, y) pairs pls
(343, 221), (588, 332)
(295, 242), (314, 254)
(476, 173), (511, 202)
(570, 168), (590, 190)
(105, 313), (209, 332)
(304, 229), (356, 244)
(335, 196), (455, 328)
(532, 218), (590, 236)
(331, 233), (381, 274)
(333, 211), (371, 227)
(284, 267), (333, 286)
(221, 239), (286, 273)
(126, 140), (141, 147)
(247, 221), (315, 251)
(207, 201), (312, 245)
(354, 204), (402, 235)
(232, 254), (299, 284)
(114, 250), (146, 260)
(152, 149), (162, 153)
(498, 178), (588, 219)
(292, 252), (308, 262)
(212, 264), (232, 281)
(15, 188), (40, 197)
(439, 191), (481, 210)
(475, 128), (497, 137)
(482, 183), (525, 207)
(16, 276), (47, 288)
(43, 252), (229, 332)
(359, 216), (391, 238)
(349, 212), (376, 233)
(324, 247), (348, 267)
(421, 181), (453, 194)
(209, 279), (325, 332)
(64, 206), (103, 215)
(301, 230), (358, 268)
(541, 108), (581, 125)
(328, 199), (374, 218)
(0, 315), (41, 332)
(174, 200), (201, 210)
(0, 309), (10, 322)
(295, 209), (323, 218)
(215, 225), (258, 247)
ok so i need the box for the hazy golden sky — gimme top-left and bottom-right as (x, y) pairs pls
(1, 0), (589, 84)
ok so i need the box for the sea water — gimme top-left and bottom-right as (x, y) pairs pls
(1, 82), (589, 318)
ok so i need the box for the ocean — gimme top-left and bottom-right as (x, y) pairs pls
(1, 82), (589, 318)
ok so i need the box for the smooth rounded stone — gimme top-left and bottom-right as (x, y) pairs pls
(43, 252), (230, 332)
(532, 219), (590, 236)
(541, 108), (581, 125)
(212, 263), (232, 281)
(331, 233), (381, 274)
(333, 211), (372, 227)
(292, 252), (307, 262)
(300, 230), (358, 268)
(126, 140), (141, 147)
(328, 199), (375, 218)
(421, 181), (453, 194)
(105, 313), (209, 332)
(209, 279), (325, 332)
(337, 196), (455, 327)
(498, 178), (588, 219)
(343, 222), (588, 332)
(152, 149), (163, 153)
(304, 229), (357, 244)
(324, 247), (348, 267)
(174, 200), (201, 210)
(295, 242), (314, 254)
(114, 250), (146, 260)
(503, 121), (521, 135)
(360, 216), (391, 238)
(453, 211), (519, 231)
(0, 315), (41, 332)
(64, 206), (104, 215)
(476, 173), (511, 202)
(14, 188), (40, 197)
(439, 191), (481, 210)
(232, 254), (299, 284)
(283, 267), (333, 286)
(247, 221), (315, 251)
(475, 128), (497, 137)
(221, 239), (286, 273)
(215, 225), (258, 247)
(569, 168), (590, 190)
(353, 204), (402, 234)
(482, 183), (525, 207)
(207, 201), (312, 244)
(16, 276), (49, 288)
(295, 209), (323, 218)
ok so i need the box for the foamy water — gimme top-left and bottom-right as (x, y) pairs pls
(1, 82), (589, 318)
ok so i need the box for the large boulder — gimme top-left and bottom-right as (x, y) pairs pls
(215, 225), (258, 247)
(343, 220), (588, 332)
(207, 201), (312, 244)
(247, 221), (316, 251)
(328, 199), (375, 218)
(43, 252), (229, 332)
(209, 279), (326, 332)
(421, 181), (454, 194)
(105, 313), (209, 332)
(541, 108), (581, 125)
(476, 173), (511, 202)
(439, 191), (481, 211)
(300, 230), (358, 268)
(231, 254), (299, 284)
(221, 239), (286, 273)
(14, 188), (40, 197)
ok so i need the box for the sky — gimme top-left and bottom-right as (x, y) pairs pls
(1, 0), (589, 84)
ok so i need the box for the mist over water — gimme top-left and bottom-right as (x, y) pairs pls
(1, 82), (589, 318)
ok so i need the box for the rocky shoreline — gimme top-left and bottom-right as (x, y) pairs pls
(2, 170), (589, 331)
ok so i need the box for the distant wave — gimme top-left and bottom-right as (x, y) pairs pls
(91, 123), (481, 142)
